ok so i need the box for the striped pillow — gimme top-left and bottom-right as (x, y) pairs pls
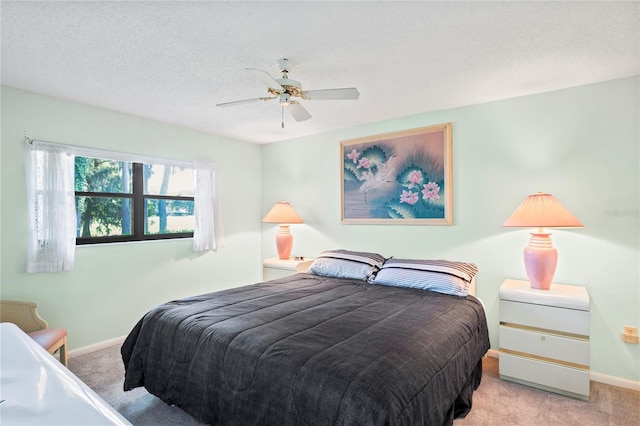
(307, 249), (386, 281)
(370, 258), (478, 297)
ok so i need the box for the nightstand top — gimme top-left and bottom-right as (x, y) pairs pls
(500, 279), (589, 311)
(263, 257), (314, 271)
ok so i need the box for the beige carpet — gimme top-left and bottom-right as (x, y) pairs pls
(455, 357), (640, 425)
(69, 345), (639, 425)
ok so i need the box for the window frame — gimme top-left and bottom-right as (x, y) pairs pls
(75, 162), (195, 245)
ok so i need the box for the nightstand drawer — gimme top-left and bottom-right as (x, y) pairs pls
(500, 352), (589, 400)
(500, 325), (589, 367)
(263, 267), (295, 281)
(500, 300), (589, 336)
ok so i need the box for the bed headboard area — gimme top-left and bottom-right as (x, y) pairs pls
(299, 250), (479, 299)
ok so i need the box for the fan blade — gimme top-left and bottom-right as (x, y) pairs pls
(303, 88), (360, 100)
(216, 97), (275, 107)
(246, 68), (284, 92)
(289, 102), (312, 121)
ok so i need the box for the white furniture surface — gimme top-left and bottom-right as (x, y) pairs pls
(499, 279), (590, 400)
(263, 257), (314, 281)
(0, 322), (132, 425)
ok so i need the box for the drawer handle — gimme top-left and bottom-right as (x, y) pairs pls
(500, 322), (589, 341)
(500, 349), (589, 370)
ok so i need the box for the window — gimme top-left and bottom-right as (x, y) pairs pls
(75, 156), (195, 244)
(26, 138), (223, 272)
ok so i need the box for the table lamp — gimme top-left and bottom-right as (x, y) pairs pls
(262, 201), (303, 260)
(502, 192), (583, 290)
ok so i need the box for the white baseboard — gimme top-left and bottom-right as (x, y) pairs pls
(590, 371), (640, 392)
(68, 335), (125, 358)
(488, 349), (640, 391)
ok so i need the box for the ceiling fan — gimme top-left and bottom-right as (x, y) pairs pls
(216, 58), (360, 127)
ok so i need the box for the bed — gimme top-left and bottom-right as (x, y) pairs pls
(122, 251), (490, 425)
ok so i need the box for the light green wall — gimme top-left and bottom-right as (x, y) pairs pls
(2, 78), (638, 383)
(261, 77), (640, 382)
(0, 87), (264, 349)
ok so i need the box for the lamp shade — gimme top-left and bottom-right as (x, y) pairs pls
(262, 201), (303, 224)
(502, 193), (583, 228)
(503, 192), (582, 291)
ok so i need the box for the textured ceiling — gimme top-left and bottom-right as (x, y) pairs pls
(1, 1), (638, 144)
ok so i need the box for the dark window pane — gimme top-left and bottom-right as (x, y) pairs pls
(143, 164), (194, 196)
(75, 196), (133, 237)
(75, 158), (195, 244)
(75, 157), (132, 193)
(144, 198), (194, 235)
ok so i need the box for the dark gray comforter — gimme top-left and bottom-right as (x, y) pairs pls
(122, 273), (490, 426)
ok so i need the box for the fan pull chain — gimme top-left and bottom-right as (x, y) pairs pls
(281, 106), (285, 128)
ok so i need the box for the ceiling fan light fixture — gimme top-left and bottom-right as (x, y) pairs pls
(279, 93), (291, 107)
(216, 59), (360, 126)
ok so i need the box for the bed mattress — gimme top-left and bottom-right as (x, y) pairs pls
(122, 273), (490, 425)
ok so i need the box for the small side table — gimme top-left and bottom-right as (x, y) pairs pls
(263, 257), (314, 281)
(499, 278), (590, 400)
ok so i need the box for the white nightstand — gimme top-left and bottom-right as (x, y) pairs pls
(263, 257), (314, 281)
(499, 279), (590, 400)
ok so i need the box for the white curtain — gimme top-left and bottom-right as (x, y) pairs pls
(24, 139), (224, 270)
(193, 161), (225, 251)
(25, 140), (77, 273)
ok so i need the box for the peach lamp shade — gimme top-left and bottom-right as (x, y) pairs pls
(503, 193), (583, 290)
(262, 201), (303, 260)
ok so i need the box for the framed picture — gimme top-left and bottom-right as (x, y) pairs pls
(340, 123), (452, 225)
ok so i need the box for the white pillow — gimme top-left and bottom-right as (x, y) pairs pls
(307, 249), (386, 281)
(370, 258), (478, 297)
